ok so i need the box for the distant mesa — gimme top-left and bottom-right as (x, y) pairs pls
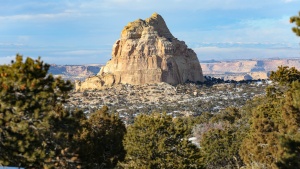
(201, 58), (300, 81)
(76, 13), (204, 91)
(49, 64), (102, 80)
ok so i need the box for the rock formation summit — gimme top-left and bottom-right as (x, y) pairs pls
(76, 13), (204, 91)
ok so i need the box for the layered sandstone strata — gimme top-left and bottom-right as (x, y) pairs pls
(76, 13), (204, 91)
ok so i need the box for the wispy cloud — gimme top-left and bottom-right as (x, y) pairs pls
(41, 55), (109, 65)
(195, 46), (300, 60)
(176, 14), (297, 50)
(0, 10), (81, 21)
(282, 0), (297, 3)
(1, 0), (299, 64)
(54, 50), (103, 56)
(0, 43), (24, 46)
(192, 42), (296, 48)
(87, 0), (287, 10)
(0, 56), (16, 64)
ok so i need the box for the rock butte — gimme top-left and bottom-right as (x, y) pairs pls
(76, 13), (204, 91)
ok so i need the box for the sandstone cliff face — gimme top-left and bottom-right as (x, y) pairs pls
(201, 59), (300, 81)
(49, 64), (102, 81)
(77, 13), (204, 91)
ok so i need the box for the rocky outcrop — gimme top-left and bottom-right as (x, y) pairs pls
(201, 58), (300, 81)
(201, 59), (300, 75)
(49, 64), (102, 81)
(77, 13), (204, 91)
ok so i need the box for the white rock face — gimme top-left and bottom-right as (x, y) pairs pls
(77, 13), (204, 91)
(201, 58), (300, 81)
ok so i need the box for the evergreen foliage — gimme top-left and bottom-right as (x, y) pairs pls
(0, 55), (126, 168)
(46, 106), (86, 168)
(240, 66), (300, 169)
(290, 12), (300, 36)
(194, 107), (248, 168)
(239, 99), (283, 168)
(78, 105), (126, 168)
(269, 66), (300, 85)
(276, 81), (300, 168)
(0, 55), (80, 168)
(121, 113), (203, 169)
(1, 55), (300, 168)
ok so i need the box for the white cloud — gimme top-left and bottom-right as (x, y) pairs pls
(41, 55), (108, 65)
(282, 0), (297, 3)
(110, 0), (142, 3)
(54, 50), (103, 55)
(1, 0), (298, 64)
(240, 16), (292, 29)
(0, 10), (82, 21)
(0, 1), (294, 25)
(193, 41), (295, 48)
(0, 43), (24, 46)
(0, 56), (16, 64)
(177, 15), (297, 49)
(67, 0), (286, 12)
(194, 46), (300, 60)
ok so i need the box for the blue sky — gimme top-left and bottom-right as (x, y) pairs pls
(1, 0), (300, 65)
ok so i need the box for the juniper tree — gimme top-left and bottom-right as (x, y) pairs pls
(121, 113), (203, 169)
(239, 66), (300, 169)
(0, 55), (82, 168)
(269, 66), (300, 86)
(290, 12), (300, 36)
(48, 106), (86, 168)
(239, 100), (283, 168)
(276, 81), (300, 168)
(77, 106), (126, 169)
(194, 107), (247, 169)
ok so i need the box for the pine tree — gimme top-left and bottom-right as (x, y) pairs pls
(0, 55), (81, 168)
(121, 113), (203, 169)
(47, 106), (86, 168)
(276, 81), (300, 168)
(239, 67), (300, 169)
(290, 12), (300, 36)
(77, 106), (126, 169)
(239, 100), (283, 168)
(269, 66), (300, 85)
(194, 107), (247, 168)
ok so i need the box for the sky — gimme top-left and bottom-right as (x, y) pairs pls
(1, 0), (300, 65)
